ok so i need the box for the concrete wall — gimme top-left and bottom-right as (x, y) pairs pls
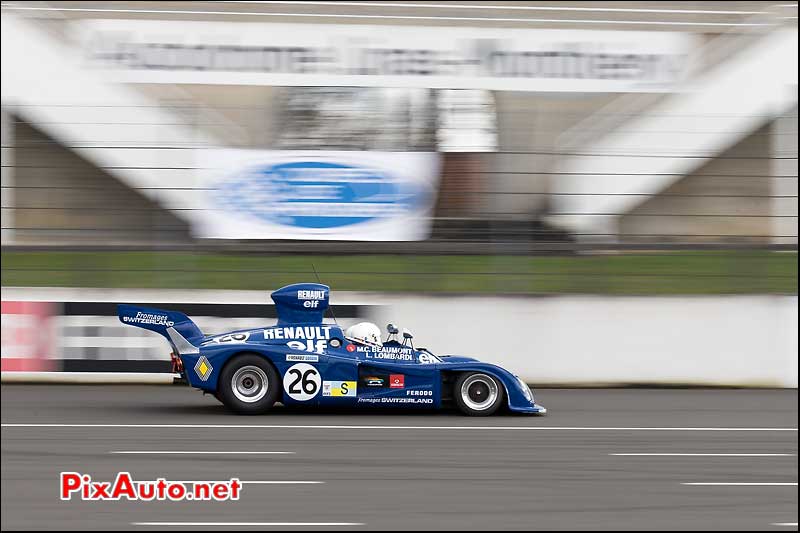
(619, 124), (773, 243)
(367, 294), (798, 388)
(550, 27), (797, 242)
(136, 84), (278, 149)
(484, 91), (620, 219)
(772, 104), (799, 245)
(2, 287), (796, 387)
(8, 120), (190, 243)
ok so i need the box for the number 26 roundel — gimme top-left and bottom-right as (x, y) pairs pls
(283, 363), (321, 401)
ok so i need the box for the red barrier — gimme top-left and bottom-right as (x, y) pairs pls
(1, 301), (56, 372)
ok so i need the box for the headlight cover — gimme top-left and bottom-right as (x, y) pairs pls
(516, 375), (533, 402)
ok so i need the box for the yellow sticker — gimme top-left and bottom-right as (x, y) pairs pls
(322, 381), (356, 397)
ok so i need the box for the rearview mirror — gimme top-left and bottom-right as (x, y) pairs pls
(402, 328), (414, 348)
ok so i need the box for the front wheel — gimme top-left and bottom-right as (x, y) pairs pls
(453, 372), (505, 416)
(217, 354), (280, 415)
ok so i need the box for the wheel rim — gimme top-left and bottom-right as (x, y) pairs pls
(460, 374), (499, 411)
(231, 365), (269, 403)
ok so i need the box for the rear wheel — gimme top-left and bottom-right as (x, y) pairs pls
(453, 372), (504, 416)
(218, 354), (280, 415)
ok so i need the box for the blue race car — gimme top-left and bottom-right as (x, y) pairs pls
(118, 283), (546, 416)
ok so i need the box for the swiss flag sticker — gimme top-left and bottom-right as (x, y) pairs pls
(389, 374), (405, 388)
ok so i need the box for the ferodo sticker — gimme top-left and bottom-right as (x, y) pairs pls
(323, 381), (356, 397)
(283, 363), (321, 401)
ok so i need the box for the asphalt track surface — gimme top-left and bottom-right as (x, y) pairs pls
(1, 385), (797, 531)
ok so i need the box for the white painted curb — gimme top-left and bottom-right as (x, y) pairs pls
(1, 372), (180, 384)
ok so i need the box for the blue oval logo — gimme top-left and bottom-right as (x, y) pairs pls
(216, 160), (427, 229)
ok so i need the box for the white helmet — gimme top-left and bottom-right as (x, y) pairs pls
(345, 322), (382, 347)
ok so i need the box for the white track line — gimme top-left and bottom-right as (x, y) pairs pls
(238, 481), (322, 485)
(771, 523), (798, 526)
(612, 453), (796, 456)
(2, 424), (798, 431)
(155, 481), (322, 485)
(222, 1), (766, 15)
(682, 482), (798, 486)
(123, 480), (322, 485)
(133, 522), (361, 527)
(111, 451), (294, 455)
(1, 372), (178, 384)
(0, 5), (773, 26)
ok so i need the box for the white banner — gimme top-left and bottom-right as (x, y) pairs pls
(195, 150), (440, 241)
(75, 20), (698, 92)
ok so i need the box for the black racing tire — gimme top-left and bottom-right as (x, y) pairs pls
(217, 354), (280, 415)
(453, 372), (505, 416)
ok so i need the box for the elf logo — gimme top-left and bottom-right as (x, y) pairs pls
(298, 290), (325, 308)
(389, 374), (404, 388)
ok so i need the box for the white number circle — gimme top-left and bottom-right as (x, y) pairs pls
(283, 363), (321, 401)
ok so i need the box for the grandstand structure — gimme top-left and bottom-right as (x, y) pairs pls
(1, 1), (797, 251)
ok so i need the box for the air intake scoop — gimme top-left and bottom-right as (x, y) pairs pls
(270, 283), (330, 325)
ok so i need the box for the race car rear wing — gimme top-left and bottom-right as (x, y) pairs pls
(118, 304), (204, 355)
